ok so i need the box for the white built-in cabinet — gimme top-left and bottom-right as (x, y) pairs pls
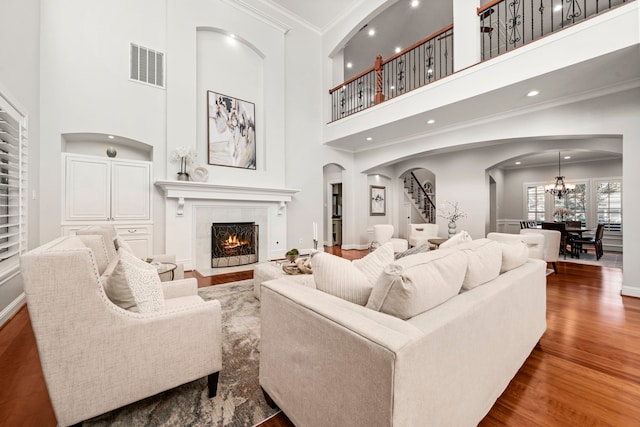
(62, 153), (153, 257)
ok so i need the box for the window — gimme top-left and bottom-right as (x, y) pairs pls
(526, 184), (545, 223)
(0, 90), (28, 275)
(596, 180), (622, 232)
(553, 183), (587, 225)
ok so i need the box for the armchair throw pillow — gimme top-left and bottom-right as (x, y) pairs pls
(104, 249), (165, 313)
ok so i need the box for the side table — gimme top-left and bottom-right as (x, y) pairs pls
(153, 262), (177, 281)
(253, 261), (316, 300)
(428, 238), (448, 249)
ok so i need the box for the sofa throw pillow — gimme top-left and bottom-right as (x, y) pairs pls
(498, 241), (529, 273)
(366, 249), (468, 320)
(312, 253), (375, 305)
(394, 242), (431, 260)
(439, 230), (472, 249)
(352, 242), (394, 286)
(454, 239), (502, 290)
(104, 249), (165, 313)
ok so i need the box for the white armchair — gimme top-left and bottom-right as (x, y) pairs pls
(76, 225), (185, 281)
(408, 223), (439, 248)
(20, 235), (222, 426)
(373, 224), (409, 253)
(521, 228), (561, 273)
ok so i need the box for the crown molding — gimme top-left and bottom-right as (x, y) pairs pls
(220, 0), (292, 34)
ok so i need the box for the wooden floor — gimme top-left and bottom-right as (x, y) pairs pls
(1, 247), (639, 426)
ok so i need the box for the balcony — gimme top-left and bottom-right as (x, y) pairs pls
(325, 0), (638, 151)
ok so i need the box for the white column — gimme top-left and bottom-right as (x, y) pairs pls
(453, 0), (482, 71)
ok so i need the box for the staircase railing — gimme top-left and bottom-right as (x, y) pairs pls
(478, 0), (630, 60)
(404, 172), (436, 223)
(329, 24), (454, 122)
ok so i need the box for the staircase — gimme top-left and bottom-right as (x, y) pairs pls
(403, 172), (436, 224)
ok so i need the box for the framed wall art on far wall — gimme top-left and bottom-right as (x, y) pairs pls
(207, 91), (256, 170)
(370, 185), (386, 216)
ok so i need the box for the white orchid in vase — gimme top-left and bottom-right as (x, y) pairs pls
(170, 146), (197, 181)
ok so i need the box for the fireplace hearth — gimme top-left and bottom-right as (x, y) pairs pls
(211, 222), (259, 267)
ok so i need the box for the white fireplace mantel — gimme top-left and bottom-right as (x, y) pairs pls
(155, 180), (300, 215)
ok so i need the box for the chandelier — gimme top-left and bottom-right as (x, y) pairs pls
(545, 152), (575, 199)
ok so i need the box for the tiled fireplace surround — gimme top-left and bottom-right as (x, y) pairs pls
(155, 180), (299, 275)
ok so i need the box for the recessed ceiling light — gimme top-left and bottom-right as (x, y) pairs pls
(411, 0), (420, 7)
(108, 135), (114, 139)
(346, 62), (353, 68)
(515, 161), (521, 165)
(527, 90), (539, 97)
(366, 137), (373, 141)
(395, 47), (401, 53)
(427, 119), (435, 124)
(368, 28), (375, 36)
(564, 156), (571, 159)
(553, 4), (562, 12)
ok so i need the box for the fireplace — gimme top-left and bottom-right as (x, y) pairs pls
(211, 222), (259, 268)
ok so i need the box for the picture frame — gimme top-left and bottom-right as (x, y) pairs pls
(207, 91), (256, 170)
(370, 185), (386, 216)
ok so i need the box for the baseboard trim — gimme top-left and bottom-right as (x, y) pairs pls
(621, 286), (640, 298)
(341, 244), (369, 251)
(0, 292), (26, 328)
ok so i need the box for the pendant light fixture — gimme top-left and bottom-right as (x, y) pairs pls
(545, 152), (576, 199)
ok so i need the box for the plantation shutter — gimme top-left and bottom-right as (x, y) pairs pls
(0, 90), (27, 272)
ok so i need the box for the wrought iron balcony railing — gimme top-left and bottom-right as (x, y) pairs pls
(478, 0), (630, 60)
(328, 0), (632, 122)
(329, 25), (454, 122)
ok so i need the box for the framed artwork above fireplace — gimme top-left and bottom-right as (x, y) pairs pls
(207, 91), (256, 170)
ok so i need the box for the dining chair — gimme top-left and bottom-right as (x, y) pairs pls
(542, 222), (568, 258)
(571, 223), (605, 260)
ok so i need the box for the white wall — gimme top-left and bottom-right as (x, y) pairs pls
(0, 0), (40, 321)
(354, 89), (637, 296)
(499, 158), (622, 219)
(40, 0), (168, 246)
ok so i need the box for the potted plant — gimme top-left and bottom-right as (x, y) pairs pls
(285, 248), (299, 263)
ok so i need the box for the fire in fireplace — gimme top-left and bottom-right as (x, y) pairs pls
(211, 222), (258, 267)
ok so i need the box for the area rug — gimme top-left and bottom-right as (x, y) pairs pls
(560, 252), (623, 269)
(85, 280), (279, 427)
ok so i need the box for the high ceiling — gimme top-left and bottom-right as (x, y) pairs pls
(268, 0), (361, 32)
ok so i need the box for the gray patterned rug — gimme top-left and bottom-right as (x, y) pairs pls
(86, 280), (279, 426)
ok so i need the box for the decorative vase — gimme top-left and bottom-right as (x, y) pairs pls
(448, 221), (457, 238)
(106, 146), (117, 158)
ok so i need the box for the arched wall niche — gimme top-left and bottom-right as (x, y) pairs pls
(61, 132), (153, 161)
(195, 27), (266, 174)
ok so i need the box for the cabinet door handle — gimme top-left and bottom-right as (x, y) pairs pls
(128, 229), (137, 233)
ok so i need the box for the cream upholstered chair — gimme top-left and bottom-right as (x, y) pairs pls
(76, 225), (185, 281)
(521, 228), (561, 273)
(373, 224), (408, 253)
(20, 235), (222, 426)
(408, 223), (439, 248)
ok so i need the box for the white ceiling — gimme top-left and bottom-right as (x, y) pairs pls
(268, 0), (361, 32)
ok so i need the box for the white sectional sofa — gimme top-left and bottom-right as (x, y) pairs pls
(259, 238), (547, 426)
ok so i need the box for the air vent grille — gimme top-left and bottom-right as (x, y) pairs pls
(130, 43), (164, 88)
